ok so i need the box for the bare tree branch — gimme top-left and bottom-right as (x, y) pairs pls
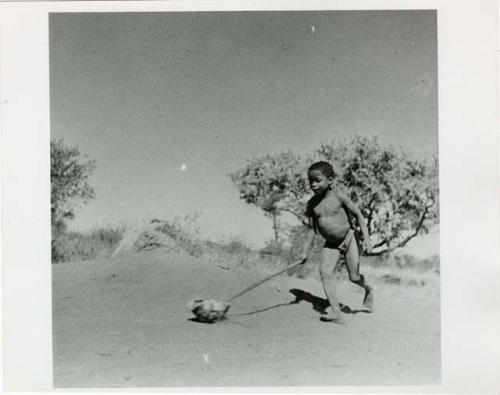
(392, 202), (430, 250)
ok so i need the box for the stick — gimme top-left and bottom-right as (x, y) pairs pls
(227, 259), (305, 303)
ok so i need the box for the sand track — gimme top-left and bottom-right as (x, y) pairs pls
(52, 248), (440, 387)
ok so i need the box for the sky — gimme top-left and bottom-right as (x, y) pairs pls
(50, 10), (437, 247)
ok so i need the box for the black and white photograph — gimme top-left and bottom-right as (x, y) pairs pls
(49, 10), (440, 387)
(1, 0), (499, 393)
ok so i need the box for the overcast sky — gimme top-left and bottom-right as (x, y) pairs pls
(50, 10), (437, 247)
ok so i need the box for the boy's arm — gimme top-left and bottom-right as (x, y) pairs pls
(338, 193), (372, 253)
(300, 226), (315, 263)
(299, 205), (316, 263)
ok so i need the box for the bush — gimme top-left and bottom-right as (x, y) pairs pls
(151, 215), (204, 257)
(230, 136), (439, 255)
(51, 138), (95, 235)
(52, 227), (125, 263)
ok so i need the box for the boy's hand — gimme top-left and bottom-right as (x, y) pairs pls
(297, 254), (308, 278)
(363, 239), (373, 254)
(298, 249), (310, 265)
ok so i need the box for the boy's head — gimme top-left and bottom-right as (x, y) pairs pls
(308, 161), (334, 195)
(308, 161), (335, 178)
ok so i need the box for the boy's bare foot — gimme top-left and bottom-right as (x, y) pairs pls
(363, 287), (374, 313)
(319, 313), (345, 325)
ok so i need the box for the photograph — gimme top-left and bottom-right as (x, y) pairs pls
(49, 10), (441, 387)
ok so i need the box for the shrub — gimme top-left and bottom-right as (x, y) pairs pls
(152, 215), (204, 257)
(51, 138), (95, 236)
(51, 227), (125, 263)
(230, 136), (438, 255)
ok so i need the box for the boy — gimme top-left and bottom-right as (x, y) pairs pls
(300, 161), (374, 324)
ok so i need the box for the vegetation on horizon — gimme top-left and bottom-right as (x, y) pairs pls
(51, 138), (96, 262)
(230, 136), (439, 256)
(51, 135), (439, 279)
(52, 227), (125, 263)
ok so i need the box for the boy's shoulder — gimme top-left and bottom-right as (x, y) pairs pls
(331, 189), (347, 200)
(306, 193), (321, 207)
(305, 194), (318, 216)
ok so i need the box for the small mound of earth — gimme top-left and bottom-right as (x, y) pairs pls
(112, 220), (183, 256)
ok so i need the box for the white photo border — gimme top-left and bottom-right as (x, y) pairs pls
(1, 0), (499, 393)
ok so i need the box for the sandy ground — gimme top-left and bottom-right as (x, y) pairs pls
(52, 248), (440, 388)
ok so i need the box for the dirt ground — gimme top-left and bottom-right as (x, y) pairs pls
(52, 248), (440, 388)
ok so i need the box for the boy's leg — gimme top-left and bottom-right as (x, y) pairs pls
(344, 239), (374, 312)
(319, 247), (343, 323)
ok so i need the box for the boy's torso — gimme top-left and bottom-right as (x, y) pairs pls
(308, 191), (351, 242)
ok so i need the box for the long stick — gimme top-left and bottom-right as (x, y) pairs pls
(227, 260), (305, 303)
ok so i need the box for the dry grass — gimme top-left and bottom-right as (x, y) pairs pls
(52, 217), (440, 289)
(52, 226), (125, 263)
(296, 249), (439, 287)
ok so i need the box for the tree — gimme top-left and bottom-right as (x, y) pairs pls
(51, 138), (96, 235)
(230, 136), (439, 255)
(314, 136), (438, 254)
(229, 151), (307, 243)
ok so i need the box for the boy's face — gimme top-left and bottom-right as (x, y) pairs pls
(308, 169), (333, 195)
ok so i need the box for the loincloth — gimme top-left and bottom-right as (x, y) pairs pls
(324, 229), (356, 255)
